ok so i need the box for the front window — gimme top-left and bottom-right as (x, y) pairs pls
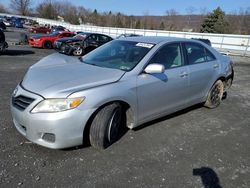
(148, 43), (183, 69)
(80, 40), (154, 71)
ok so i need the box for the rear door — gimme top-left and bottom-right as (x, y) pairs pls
(137, 42), (189, 122)
(183, 42), (220, 104)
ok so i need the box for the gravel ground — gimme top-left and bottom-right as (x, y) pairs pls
(0, 30), (250, 188)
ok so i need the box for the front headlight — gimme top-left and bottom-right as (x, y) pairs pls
(31, 97), (85, 113)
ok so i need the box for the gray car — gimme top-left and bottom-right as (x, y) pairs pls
(10, 37), (234, 149)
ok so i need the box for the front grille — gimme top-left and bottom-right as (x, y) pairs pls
(12, 95), (35, 111)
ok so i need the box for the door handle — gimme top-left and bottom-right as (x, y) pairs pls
(213, 64), (219, 68)
(180, 72), (188, 77)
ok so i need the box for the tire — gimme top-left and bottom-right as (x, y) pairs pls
(204, 80), (224, 109)
(72, 45), (83, 56)
(43, 41), (52, 49)
(89, 103), (124, 149)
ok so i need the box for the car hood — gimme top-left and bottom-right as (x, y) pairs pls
(30, 34), (48, 39)
(56, 37), (82, 43)
(22, 53), (125, 98)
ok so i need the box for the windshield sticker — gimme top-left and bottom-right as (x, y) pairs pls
(136, 43), (154, 48)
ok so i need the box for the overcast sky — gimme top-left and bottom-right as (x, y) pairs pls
(1, 0), (250, 15)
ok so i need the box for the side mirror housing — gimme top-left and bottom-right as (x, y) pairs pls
(144, 64), (165, 74)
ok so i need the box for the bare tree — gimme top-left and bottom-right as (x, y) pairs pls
(165, 9), (179, 30)
(10, 0), (32, 15)
(186, 6), (196, 27)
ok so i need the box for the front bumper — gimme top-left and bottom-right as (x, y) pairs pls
(29, 40), (42, 47)
(10, 85), (95, 149)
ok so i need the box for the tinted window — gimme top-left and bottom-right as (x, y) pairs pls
(99, 35), (111, 43)
(185, 43), (206, 64)
(88, 34), (98, 41)
(148, 43), (182, 69)
(205, 48), (216, 61)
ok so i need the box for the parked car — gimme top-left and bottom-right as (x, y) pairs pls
(51, 25), (68, 33)
(10, 37), (234, 149)
(54, 32), (113, 56)
(192, 38), (212, 46)
(117, 34), (142, 38)
(0, 21), (6, 30)
(15, 19), (24, 28)
(0, 29), (8, 53)
(3, 20), (11, 27)
(28, 26), (51, 34)
(29, 31), (75, 49)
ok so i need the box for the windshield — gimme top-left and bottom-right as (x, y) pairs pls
(81, 40), (154, 71)
(50, 32), (59, 37)
(74, 33), (88, 40)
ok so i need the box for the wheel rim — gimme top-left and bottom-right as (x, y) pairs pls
(210, 82), (223, 106)
(73, 46), (82, 56)
(108, 108), (122, 143)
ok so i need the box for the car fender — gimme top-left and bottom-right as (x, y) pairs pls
(69, 77), (138, 128)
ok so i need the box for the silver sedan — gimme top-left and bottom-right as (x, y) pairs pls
(10, 37), (234, 149)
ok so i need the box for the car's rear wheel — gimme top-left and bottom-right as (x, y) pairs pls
(89, 103), (124, 149)
(204, 80), (224, 108)
(72, 45), (83, 56)
(43, 41), (52, 49)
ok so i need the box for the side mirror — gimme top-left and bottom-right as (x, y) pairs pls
(144, 64), (165, 74)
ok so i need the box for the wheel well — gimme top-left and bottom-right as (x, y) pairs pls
(82, 100), (134, 146)
(44, 40), (51, 44)
(217, 76), (226, 82)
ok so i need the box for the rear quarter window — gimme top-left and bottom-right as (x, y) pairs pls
(184, 42), (216, 64)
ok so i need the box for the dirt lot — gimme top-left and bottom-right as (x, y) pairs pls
(0, 30), (250, 188)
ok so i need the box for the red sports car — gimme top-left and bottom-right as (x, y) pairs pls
(28, 26), (51, 34)
(28, 31), (75, 49)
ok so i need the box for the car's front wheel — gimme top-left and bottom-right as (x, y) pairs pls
(72, 45), (84, 56)
(204, 80), (224, 108)
(43, 41), (52, 49)
(89, 103), (124, 149)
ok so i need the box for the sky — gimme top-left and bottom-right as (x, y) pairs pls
(1, 0), (250, 15)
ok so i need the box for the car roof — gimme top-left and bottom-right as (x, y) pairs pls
(77, 32), (110, 37)
(117, 36), (198, 44)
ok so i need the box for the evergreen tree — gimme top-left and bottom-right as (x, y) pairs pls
(159, 21), (165, 30)
(200, 7), (230, 33)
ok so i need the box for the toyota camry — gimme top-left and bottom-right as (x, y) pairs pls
(10, 37), (234, 149)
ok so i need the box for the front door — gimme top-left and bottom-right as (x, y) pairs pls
(137, 43), (189, 123)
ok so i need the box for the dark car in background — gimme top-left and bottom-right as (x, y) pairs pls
(15, 19), (24, 28)
(51, 25), (68, 33)
(54, 32), (113, 56)
(29, 26), (51, 34)
(117, 34), (142, 38)
(0, 29), (8, 53)
(0, 21), (6, 31)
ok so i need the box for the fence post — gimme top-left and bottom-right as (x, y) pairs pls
(220, 35), (225, 49)
(244, 36), (250, 57)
